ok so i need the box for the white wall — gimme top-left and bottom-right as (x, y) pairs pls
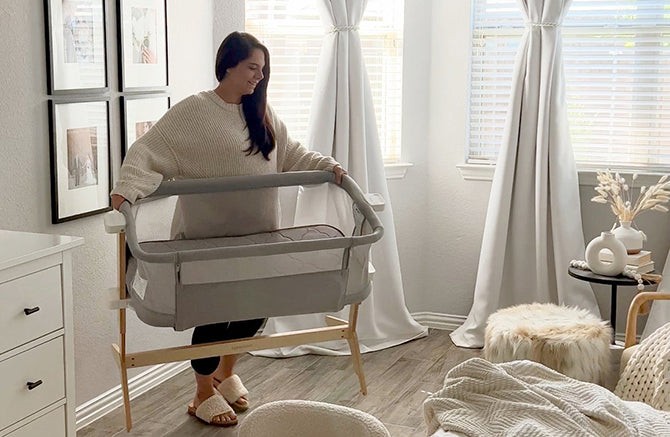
(395, 0), (491, 318)
(213, 0), (245, 52)
(0, 0), (221, 405)
(396, 0), (670, 333)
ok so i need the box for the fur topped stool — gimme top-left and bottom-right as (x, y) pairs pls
(483, 303), (612, 383)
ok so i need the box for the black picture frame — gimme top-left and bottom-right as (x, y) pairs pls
(43, 0), (109, 94)
(48, 98), (112, 223)
(120, 94), (170, 158)
(117, 0), (169, 92)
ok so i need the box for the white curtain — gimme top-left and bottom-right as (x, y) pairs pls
(642, 250), (670, 338)
(450, 0), (600, 348)
(257, 0), (427, 356)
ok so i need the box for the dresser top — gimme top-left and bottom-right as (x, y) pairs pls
(0, 230), (84, 271)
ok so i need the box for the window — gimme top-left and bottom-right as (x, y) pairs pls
(469, 0), (670, 171)
(245, 0), (404, 163)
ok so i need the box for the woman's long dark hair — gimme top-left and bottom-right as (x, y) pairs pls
(215, 32), (274, 160)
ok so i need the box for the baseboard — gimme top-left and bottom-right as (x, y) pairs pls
(411, 312), (639, 344)
(614, 332), (639, 344)
(75, 361), (190, 430)
(411, 312), (466, 331)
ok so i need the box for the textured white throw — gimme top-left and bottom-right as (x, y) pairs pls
(615, 321), (670, 410)
(424, 358), (670, 436)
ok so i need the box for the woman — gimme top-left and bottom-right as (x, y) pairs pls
(111, 31), (346, 427)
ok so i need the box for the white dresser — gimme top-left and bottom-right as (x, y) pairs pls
(0, 230), (83, 437)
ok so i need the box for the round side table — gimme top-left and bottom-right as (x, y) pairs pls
(568, 266), (652, 344)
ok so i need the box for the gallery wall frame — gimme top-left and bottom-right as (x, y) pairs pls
(117, 0), (169, 92)
(48, 98), (112, 223)
(44, 0), (109, 94)
(120, 94), (170, 157)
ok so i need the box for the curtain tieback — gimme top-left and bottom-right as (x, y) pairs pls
(526, 21), (559, 27)
(328, 25), (359, 33)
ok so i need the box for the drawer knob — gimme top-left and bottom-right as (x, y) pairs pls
(23, 306), (40, 316)
(26, 380), (43, 390)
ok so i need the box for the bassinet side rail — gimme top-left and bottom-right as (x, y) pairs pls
(119, 171), (383, 264)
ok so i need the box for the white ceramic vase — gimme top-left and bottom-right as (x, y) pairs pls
(585, 231), (627, 276)
(612, 221), (645, 254)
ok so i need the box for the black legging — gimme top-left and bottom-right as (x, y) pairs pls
(191, 318), (266, 375)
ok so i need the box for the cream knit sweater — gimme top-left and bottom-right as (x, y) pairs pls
(112, 90), (338, 238)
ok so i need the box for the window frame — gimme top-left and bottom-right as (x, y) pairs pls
(244, 0), (405, 167)
(466, 0), (670, 176)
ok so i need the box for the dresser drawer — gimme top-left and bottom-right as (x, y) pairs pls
(3, 406), (65, 437)
(0, 337), (65, 431)
(0, 266), (63, 354)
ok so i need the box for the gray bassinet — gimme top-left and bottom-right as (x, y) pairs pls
(118, 171), (383, 331)
(104, 170), (384, 431)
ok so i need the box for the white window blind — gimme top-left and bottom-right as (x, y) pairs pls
(245, 0), (404, 163)
(470, 0), (670, 171)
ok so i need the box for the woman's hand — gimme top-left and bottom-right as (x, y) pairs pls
(333, 165), (347, 185)
(111, 194), (127, 210)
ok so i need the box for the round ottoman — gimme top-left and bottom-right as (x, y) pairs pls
(483, 303), (612, 383)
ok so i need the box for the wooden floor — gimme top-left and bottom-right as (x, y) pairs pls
(77, 329), (480, 437)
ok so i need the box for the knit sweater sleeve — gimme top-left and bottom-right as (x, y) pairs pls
(269, 106), (340, 172)
(110, 126), (179, 203)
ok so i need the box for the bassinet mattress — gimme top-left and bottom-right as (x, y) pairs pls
(126, 224), (351, 329)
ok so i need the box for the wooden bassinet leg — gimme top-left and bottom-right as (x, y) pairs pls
(346, 303), (368, 395)
(112, 232), (133, 431)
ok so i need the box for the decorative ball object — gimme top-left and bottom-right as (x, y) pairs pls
(569, 259), (645, 291)
(585, 231), (627, 276)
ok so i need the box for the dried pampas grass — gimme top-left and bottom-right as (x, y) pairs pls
(591, 170), (670, 223)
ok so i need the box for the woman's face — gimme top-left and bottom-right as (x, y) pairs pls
(224, 48), (265, 97)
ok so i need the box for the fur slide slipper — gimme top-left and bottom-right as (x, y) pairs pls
(187, 393), (238, 427)
(216, 374), (250, 413)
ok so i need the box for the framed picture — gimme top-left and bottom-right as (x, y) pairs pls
(48, 99), (111, 223)
(44, 0), (108, 94)
(117, 0), (168, 91)
(121, 94), (170, 157)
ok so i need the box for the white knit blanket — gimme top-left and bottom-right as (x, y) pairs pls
(615, 321), (670, 410)
(424, 358), (670, 436)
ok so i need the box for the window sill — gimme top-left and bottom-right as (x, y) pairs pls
(575, 167), (668, 187)
(456, 163), (496, 181)
(385, 162), (413, 180)
(457, 163), (667, 186)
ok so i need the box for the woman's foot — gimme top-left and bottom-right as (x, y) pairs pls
(187, 388), (238, 427)
(215, 374), (250, 413)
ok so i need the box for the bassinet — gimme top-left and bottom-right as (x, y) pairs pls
(104, 171), (384, 430)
